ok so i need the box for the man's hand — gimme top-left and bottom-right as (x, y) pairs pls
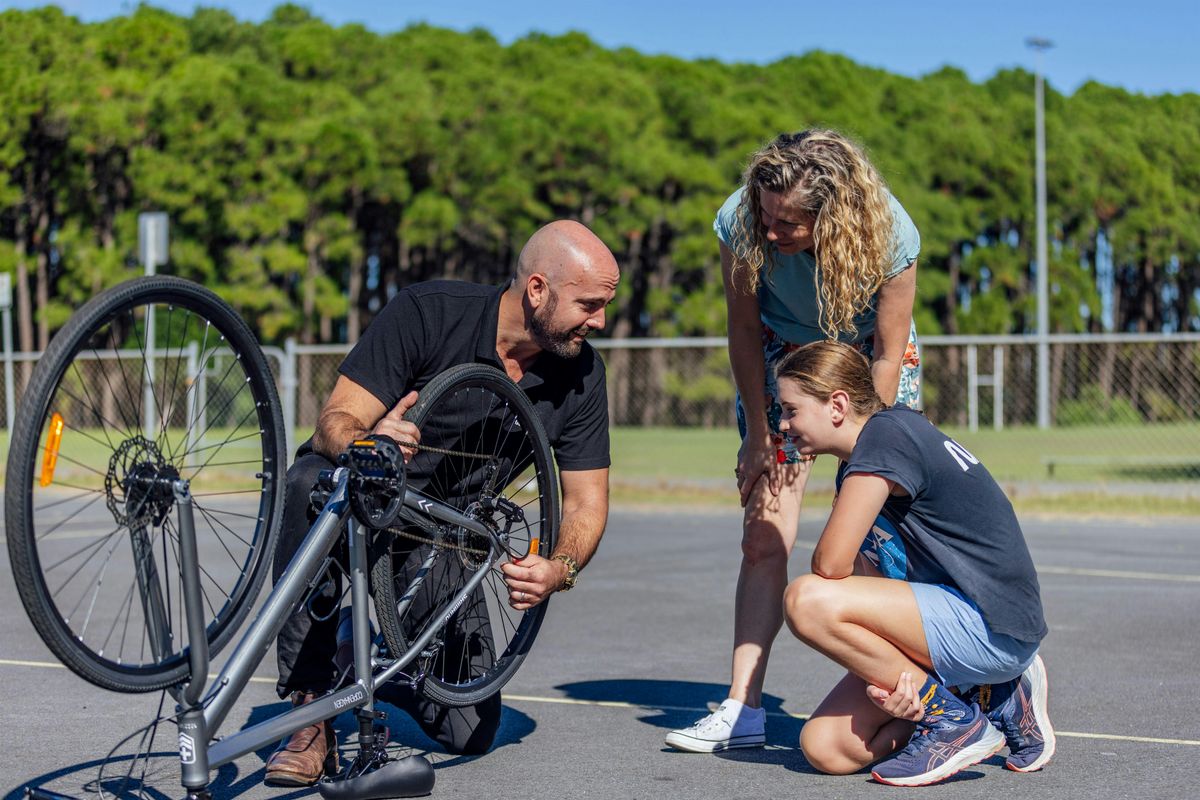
(865, 671), (925, 722)
(371, 391), (420, 462)
(499, 554), (566, 610)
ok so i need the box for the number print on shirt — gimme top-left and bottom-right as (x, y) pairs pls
(943, 439), (980, 472)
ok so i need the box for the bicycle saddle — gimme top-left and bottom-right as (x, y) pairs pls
(316, 753), (435, 800)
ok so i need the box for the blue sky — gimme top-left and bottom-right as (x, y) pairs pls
(7, 0), (1198, 96)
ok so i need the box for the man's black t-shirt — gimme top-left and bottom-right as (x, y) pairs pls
(837, 405), (1047, 644)
(330, 280), (610, 473)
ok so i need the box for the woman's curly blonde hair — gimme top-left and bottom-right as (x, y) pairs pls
(730, 129), (895, 339)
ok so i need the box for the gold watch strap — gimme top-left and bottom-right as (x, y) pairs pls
(552, 553), (579, 591)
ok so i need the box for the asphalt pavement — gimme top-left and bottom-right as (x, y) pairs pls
(3, 506), (1198, 800)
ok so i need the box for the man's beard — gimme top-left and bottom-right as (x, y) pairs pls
(530, 291), (590, 359)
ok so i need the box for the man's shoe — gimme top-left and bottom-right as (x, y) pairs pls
(871, 702), (1004, 787)
(264, 691), (339, 786)
(664, 700), (766, 753)
(972, 654), (1056, 772)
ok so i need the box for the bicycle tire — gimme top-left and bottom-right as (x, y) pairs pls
(370, 363), (560, 708)
(5, 276), (285, 692)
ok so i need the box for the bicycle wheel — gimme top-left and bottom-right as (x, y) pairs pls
(370, 363), (560, 708)
(5, 276), (285, 692)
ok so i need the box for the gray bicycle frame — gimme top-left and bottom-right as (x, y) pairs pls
(169, 466), (503, 792)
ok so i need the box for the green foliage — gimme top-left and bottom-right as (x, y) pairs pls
(0, 5), (1197, 357)
(1056, 384), (1142, 426)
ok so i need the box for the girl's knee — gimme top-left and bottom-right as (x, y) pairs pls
(784, 574), (840, 638)
(799, 719), (867, 775)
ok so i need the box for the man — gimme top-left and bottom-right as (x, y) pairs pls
(264, 220), (619, 786)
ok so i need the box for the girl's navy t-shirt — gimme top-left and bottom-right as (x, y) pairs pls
(837, 405), (1047, 643)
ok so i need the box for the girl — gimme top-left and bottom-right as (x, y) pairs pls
(775, 341), (1053, 786)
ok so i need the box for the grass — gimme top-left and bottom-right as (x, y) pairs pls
(611, 423), (1200, 484)
(609, 425), (1200, 516)
(3, 424), (1198, 517)
(0, 426), (270, 493)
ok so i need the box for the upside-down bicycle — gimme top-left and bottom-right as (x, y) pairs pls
(6, 276), (560, 799)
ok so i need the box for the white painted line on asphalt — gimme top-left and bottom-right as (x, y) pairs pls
(504, 694), (1200, 747)
(1035, 565), (1200, 583)
(794, 540), (1200, 583)
(6, 659), (1198, 747)
(0, 658), (276, 683)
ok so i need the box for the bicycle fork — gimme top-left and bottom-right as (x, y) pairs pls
(169, 479), (214, 799)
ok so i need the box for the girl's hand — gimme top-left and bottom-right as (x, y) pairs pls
(865, 671), (925, 722)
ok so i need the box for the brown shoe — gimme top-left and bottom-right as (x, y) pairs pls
(263, 691), (339, 786)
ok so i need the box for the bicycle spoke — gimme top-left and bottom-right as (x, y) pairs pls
(43, 524), (123, 577)
(33, 491), (107, 540)
(194, 501), (256, 568)
(64, 530), (125, 638)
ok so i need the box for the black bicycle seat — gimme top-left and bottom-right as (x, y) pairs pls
(316, 754), (435, 800)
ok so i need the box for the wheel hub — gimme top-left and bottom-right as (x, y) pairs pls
(455, 501), (500, 569)
(105, 436), (180, 527)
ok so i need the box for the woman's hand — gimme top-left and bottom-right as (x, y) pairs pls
(736, 432), (781, 507)
(865, 671), (925, 722)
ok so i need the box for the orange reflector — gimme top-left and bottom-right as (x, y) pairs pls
(40, 412), (65, 487)
(523, 537), (540, 562)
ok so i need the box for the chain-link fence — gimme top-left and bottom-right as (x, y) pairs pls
(4, 334), (1198, 484)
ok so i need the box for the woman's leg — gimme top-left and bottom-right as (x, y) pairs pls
(729, 458), (811, 707)
(800, 672), (914, 774)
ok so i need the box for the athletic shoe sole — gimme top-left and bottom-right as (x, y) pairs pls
(1006, 654), (1056, 772)
(871, 724), (1005, 787)
(663, 732), (766, 753)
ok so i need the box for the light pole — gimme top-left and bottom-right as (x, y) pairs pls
(1026, 36), (1053, 429)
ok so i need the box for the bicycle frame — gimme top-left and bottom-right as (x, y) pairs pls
(166, 465), (503, 796)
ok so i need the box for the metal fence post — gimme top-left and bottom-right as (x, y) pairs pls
(967, 344), (979, 432)
(993, 346), (1005, 430)
(282, 338), (297, 460)
(1, 273), (13, 431)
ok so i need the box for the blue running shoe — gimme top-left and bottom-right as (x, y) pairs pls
(972, 654), (1056, 772)
(871, 703), (1005, 787)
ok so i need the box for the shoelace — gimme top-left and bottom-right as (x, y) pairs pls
(693, 710), (731, 732)
(895, 725), (935, 756)
(993, 695), (1029, 748)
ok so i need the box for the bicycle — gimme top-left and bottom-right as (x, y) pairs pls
(6, 276), (560, 799)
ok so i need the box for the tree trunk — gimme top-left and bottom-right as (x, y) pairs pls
(606, 230), (643, 426)
(14, 219), (35, 395)
(945, 246), (960, 334)
(347, 190), (364, 343)
(299, 218), (320, 426)
(34, 204), (50, 350)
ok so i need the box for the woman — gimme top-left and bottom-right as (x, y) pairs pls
(666, 129), (921, 753)
(771, 340), (1052, 786)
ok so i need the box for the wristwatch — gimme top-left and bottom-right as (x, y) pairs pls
(552, 553), (579, 591)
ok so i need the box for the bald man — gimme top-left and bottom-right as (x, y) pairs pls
(265, 221), (620, 786)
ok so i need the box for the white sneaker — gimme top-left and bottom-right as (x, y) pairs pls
(664, 700), (766, 752)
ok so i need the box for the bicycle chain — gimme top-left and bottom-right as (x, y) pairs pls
(379, 439), (506, 556)
(380, 523), (490, 557)
(392, 438), (493, 461)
